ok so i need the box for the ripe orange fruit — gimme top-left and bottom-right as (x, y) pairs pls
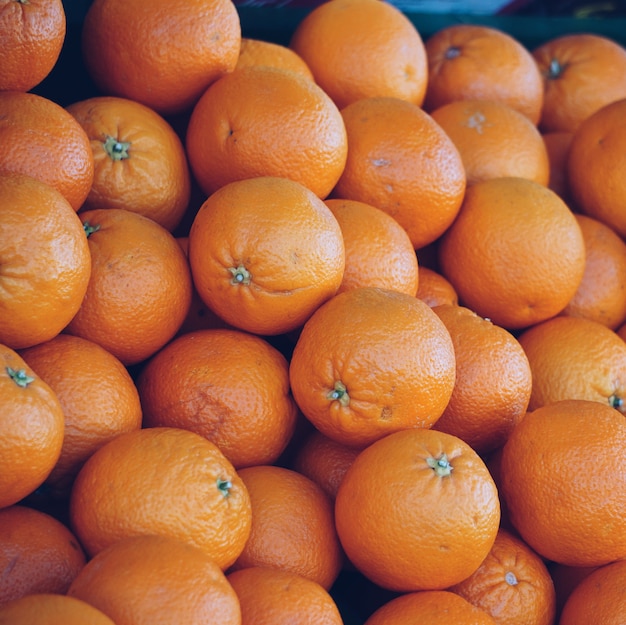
(561, 214), (626, 329)
(532, 33), (626, 133)
(0, 594), (116, 625)
(335, 428), (500, 592)
(430, 99), (550, 186)
(69, 427), (251, 569)
(364, 590), (497, 625)
(68, 535), (241, 625)
(65, 208), (193, 366)
(0, 91), (94, 211)
(0, 171), (91, 350)
(499, 399), (626, 567)
(423, 23), (544, 124)
(416, 266), (459, 308)
(324, 198), (419, 296)
(0, 505), (86, 605)
(188, 176), (345, 336)
(431, 304), (532, 456)
(438, 176), (586, 330)
(567, 97), (626, 238)
(289, 0), (428, 109)
(186, 66), (347, 199)
(289, 287), (456, 448)
(517, 315), (626, 412)
(19, 334), (143, 498)
(542, 130), (575, 205)
(230, 464), (343, 591)
(227, 566), (344, 625)
(137, 328), (298, 469)
(0, 0), (66, 92)
(332, 96), (466, 249)
(81, 0), (241, 115)
(66, 96), (192, 232)
(0, 345), (65, 509)
(449, 529), (557, 625)
(236, 37), (314, 80)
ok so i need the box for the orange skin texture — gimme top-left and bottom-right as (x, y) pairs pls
(438, 176), (586, 330)
(424, 24), (544, 124)
(188, 176), (345, 336)
(533, 33), (626, 133)
(230, 465), (343, 591)
(235, 38), (314, 80)
(0, 345), (65, 509)
(81, 0), (241, 115)
(333, 96), (466, 250)
(69, 427), (251, 569)
(68, 535), (241, 625)
(289, 0), (428, 109)
(227, 566), (344, 625)
(430, 99), (550, 186)
(0, 594), (116, 625)
(0, 91), (94, 211)
(449, 529), (557, 625)
(65, 208), (193, 366)
(19, 334), (143, 498)
(66, 96), (192, 232)
(289, 287), (456, 448)
(0, 505), (86, 605)
(568, 98), (626, 238)
(416, 266), (459, 308)
(186, 66), (347, 199)
(432, 304), (532, 456)
(0, 172), (91, 350)
(500, 399), (626, 567)
(137, 328), (298, 469)
(0, 0), (66, 92)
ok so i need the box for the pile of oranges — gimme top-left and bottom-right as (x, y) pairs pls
(2, 0), (626, 623)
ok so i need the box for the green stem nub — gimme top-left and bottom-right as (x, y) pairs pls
(547, 58), (564, 79)
(426, 453), (453, 477)
(7, 367), (35, 388)
(609, 394), (624, 411)
(217, 478), (232, 498)
(103, 135), (131, 161)
(327, 381), (350, 407)
(228, 265), (251, 285)
(83, 221), (100, 237)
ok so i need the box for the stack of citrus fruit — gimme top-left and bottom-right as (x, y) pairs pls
(3, 0), (626, 622)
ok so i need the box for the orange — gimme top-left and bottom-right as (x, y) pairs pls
(0, 344), (64, 509)
(431, 304), (532, 456)
(532, 33), (626, 133)
(567, 97), (626, 238)
(542, 131), (575, 205)
(236, 37), (314, 80)
(0, 91), (94, 211)
(438, 176), (586, 330)
(19, 334), (143, 498)
(289, 287), (456, 448)
(517, 315), (626, 412)
(69, 426), (251, 569)
(289, 0), (428, 109)
(137, 328), (298, 469)
(0, 594), (116, 625)
(416, 266), (459, 308)
(227, 566), (344, 625)
(364, 590), (497, 625)
(499, 399), (626, 567)
(324, 198), (419, 296)
(0, 505), (86, 605)
(430, 99), (550, 186)
(335, 427), (500, 592)
(423, 23), (544, 125)
(65, 208), (193, 366)
(0, 171), (91, 350)
(559, 559), (626, 625)
(188, 176), (345, 336)
(230, 464), (343, 591)
(68, 535), (241, 625)
(449, 529), (557, 625)
(186, 66), (347, 199)
(81, 0), (241, 115)
(0, 0), (66, 92)
(66, 96), (192, 232)
(332, 96), (466, 249)
(561, 214), (626, 329)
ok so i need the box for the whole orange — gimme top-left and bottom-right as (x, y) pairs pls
(0, 594), (116, 625)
